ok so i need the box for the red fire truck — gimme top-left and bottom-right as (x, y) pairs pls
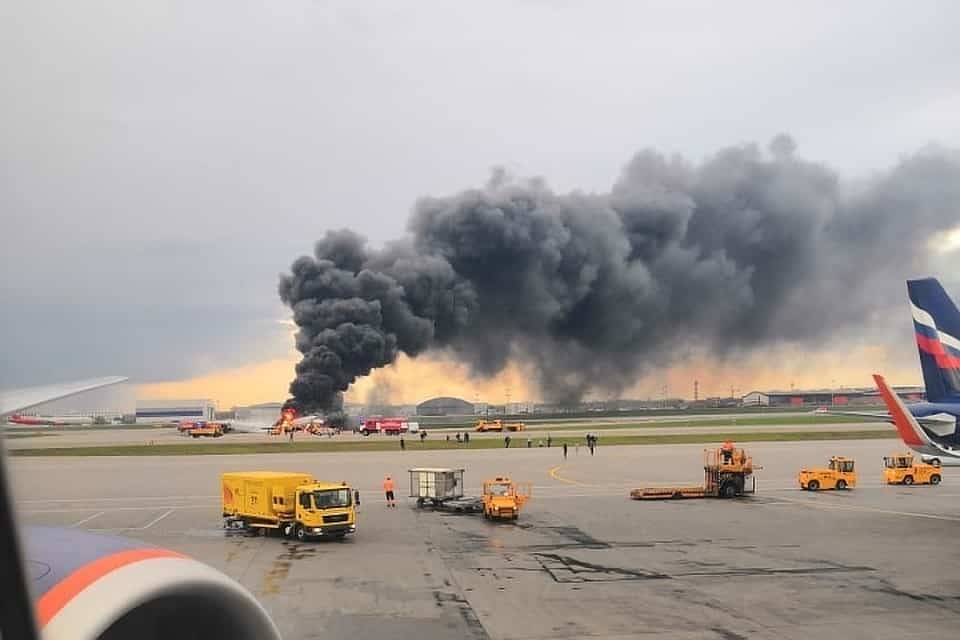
(360, 418), (411, 436)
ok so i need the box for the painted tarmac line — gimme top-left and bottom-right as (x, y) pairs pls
(21, 504), (209, 514)
(547, 465), (592, 486)
(140, 509), (175, 529)
(769, 495), (960, 522)
(69, 511), (104, 527)
(16, 494), (220, 504)
(87, 509), (177, 532)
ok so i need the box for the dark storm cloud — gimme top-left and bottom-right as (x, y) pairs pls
(280, 137), (960, 411)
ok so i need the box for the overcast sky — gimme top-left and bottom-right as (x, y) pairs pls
(2, 1), (959, 393)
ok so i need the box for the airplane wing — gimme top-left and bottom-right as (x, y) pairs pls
(0, 377), (128, 418)
(0, 377), (281, 639)
(812, 407), (955, 429)
(812, 408), (893, 421)
(873, 373), (960, 459)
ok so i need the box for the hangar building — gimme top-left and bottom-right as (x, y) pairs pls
(135, 398), (215, 423)
(416, 396), (475, 416)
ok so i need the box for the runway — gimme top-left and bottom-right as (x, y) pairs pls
(10, 439), (959, 639)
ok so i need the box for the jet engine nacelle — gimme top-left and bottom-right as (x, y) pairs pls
(26, 526), (280, 640)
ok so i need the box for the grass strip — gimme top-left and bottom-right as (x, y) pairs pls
(9, 429), (895, 457)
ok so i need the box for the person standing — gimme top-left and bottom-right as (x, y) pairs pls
(383, 475), (396, 508)
(721, 439), (734, 463)
(464, 431), (470, 444)
(527, 437), (532, 448)
(547, 434), (552, 448)
(288, 429), (294, 443)
(563, 442), (568, 459)
(400, 436), (406, 451)
(505, 435), (511, 448)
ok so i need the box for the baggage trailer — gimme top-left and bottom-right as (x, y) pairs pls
(630, 447), (757, 500)
(408, 467), (483, 513)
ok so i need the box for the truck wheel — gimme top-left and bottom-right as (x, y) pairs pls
(903, 475), (914, 486)
(720, 481), (737, 499)
(807, 479), (820, 491)
(929, 458), (941, 467)
(836, 479), (847, 490)
(930, 474), (941, 485)
(295, 524), (307, 541)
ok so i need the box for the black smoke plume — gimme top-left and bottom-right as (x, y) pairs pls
(279, 137), (960, 412)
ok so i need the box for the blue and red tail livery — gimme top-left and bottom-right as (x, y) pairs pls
(908, 278), (960, 403)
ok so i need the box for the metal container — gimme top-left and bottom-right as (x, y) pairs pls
(408, 467), (465, 501)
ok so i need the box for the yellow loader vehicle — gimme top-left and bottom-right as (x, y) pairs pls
(475, 420), (526, 432)
(482, 476), (531, 520)
(883, 453), (942, 486)
(631, 447), (758, 500)
(798, 457), (857, 491)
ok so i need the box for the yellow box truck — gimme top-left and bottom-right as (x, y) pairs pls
(221, 471), (357, 541)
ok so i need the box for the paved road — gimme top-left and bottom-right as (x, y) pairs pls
(10, 438), (960, 639)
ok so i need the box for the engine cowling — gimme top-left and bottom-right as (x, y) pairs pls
(25, 526), (280, 640)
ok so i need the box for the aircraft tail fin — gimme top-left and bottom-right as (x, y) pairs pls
(873, 374), (935, 451)
(907, 278), (960, 403)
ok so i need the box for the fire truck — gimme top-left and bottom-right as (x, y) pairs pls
(360, 418), (417, 436)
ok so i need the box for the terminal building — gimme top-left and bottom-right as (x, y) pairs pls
(135, 398), (216, 424)
(741, 386), (925, 407)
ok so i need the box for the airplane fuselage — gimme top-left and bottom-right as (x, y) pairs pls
(7, 414), (93, 426)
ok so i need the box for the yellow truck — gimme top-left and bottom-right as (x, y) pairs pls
(474, 419), (526, 432)
(797, 457), (857, 491)
(883, 453), (942, 486)
(482, 476), (531, 520)
(221, 471), (357, 541)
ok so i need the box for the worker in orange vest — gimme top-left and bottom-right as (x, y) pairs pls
(383, 475), (396, 508)
(721, 439), (734, 463)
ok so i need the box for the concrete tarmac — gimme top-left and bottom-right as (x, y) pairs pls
(10, 438), (960, 639)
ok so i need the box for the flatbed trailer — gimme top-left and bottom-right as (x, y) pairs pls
(630, 485), (708, 500)
(630, 448), (758, 500)
(416, 496), (484, 513)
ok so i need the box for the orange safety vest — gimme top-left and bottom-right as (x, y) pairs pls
(383, 478), (395, 492)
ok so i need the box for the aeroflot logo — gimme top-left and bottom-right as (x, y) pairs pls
(912, 302), (960, 369)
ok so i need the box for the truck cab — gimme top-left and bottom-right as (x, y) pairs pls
(798, 457), (857, 491)
(883, 453), (942, 486)
(289, 481), (357, 540)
